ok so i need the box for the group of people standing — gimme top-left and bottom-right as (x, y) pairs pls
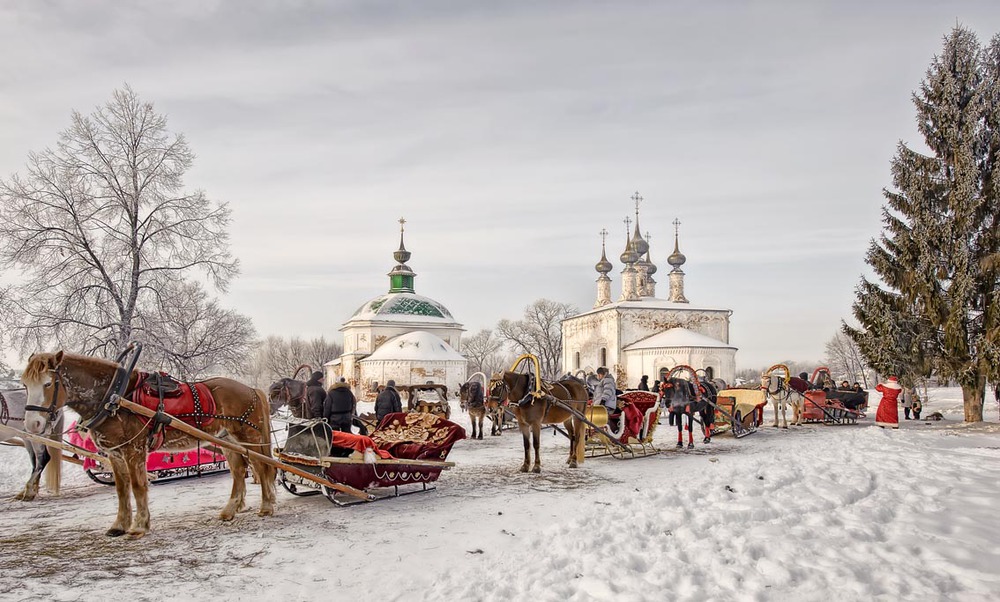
(302, 372), (405, 434)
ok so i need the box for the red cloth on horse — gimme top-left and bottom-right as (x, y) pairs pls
(132, 372), (216, 428)
(874, 382), (901, 428)
(330, 431), (393, 459)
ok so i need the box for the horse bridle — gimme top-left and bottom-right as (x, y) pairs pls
(23, 378), (62, 426)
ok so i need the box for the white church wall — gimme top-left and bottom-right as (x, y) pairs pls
(623, 348), (736, 385)
(360, 359), (466, 399)
(563, 310), (620, 373)
(618, 308), (730, 347)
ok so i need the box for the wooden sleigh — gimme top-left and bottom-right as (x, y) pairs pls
(584, 391), (661, 459)
(276, 412), (464, 506)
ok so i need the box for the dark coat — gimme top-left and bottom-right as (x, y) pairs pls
(375, 386), (403, 424)
(323, 382), (356, 432)
(638, 376), (650, 391)
(305, 375), (326, 419)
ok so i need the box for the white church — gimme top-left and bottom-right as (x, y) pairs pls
(325, 220), (467, 397)
(561, 194), (737, 387)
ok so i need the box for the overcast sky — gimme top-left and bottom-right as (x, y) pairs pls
(1, 1), (998, 369)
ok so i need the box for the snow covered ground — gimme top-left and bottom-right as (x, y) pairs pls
(1, 388), (999, 602)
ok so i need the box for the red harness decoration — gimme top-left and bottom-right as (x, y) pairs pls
(132, 372), (217, 429)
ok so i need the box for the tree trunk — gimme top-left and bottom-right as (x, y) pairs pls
(962, 378), (985, 422)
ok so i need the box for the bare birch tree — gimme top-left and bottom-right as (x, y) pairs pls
(824, 331), (874, 387)
(461, 328), (507, 376)
(246, 335), (343, 388)
(0, 86), (238, 359)
(496, 299), (577, 379)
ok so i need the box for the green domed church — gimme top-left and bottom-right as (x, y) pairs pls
(326, 220), (467, 398)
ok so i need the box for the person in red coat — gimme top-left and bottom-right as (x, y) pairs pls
(875, 376), (902, 428)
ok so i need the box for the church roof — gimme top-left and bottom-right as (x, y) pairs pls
(363, 331), (467, 362)
(566, 298), (732, 320)
(346, 292), (459, 325)
(624, 327), (735, 351)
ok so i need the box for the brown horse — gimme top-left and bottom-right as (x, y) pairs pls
(488, 371), (587, 473)
(21, 350), (276, 539)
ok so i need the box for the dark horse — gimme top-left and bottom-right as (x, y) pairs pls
(488, 371), (587, 473)
(661, 375), (715, 449)
(459, 380), (486, 440)
(22, 350), (276, 539)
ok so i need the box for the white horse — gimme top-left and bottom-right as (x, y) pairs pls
(0, 388), (64, 500)
(760, 374), (804, 428)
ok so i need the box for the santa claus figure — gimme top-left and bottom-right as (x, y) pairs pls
(875, 376), (902, 429)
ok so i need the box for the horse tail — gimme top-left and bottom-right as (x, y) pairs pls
(44, 444), (62, 495)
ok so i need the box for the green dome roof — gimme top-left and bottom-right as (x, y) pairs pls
(350, 292), (456, 323)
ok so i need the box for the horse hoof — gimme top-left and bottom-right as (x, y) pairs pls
(531, 465), (541, 474)
(676, 442), (683, 449)
(782, 425), (789, 429)
(127, 530), (146, 540)
(258, 508), (274, 517)
(703, 437), (711, 444)
(106, 528), (126, 538)
(13, 492), (34, 502)
(569, 461), (578, 469)
(477, 435), (483, 440)
(687, 443), (694, 449)
(519, 465), (529, 473)
(220, 511), (236, 521)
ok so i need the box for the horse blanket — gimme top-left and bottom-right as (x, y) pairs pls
(132, 371), (217, 428)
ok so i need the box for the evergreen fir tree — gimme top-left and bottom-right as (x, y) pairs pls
(846, 26), (1000, 422)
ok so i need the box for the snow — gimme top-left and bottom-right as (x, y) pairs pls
(364, 331), (466, 362)
(1, 388), (999, 602)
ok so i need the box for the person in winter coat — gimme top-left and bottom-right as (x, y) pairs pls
(375, 380), (403, 425)
(592, 367), (619, 415)
(911, 394), (922, 420)
(874, 376), (902, 429)
(304, 371), (326, 419)
(324, 378), (357, 433)
(638, 375), (650, 391)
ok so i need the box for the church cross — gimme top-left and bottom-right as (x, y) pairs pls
(672, 218), (681, 236)
(599, 228), (608, 247)
(631, 191), (643, 218)
(399, 217), (406, 233)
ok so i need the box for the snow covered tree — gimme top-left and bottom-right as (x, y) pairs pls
(496, 299), (577, 379)
(0, 86), (244, 361)
(846, 27), (1000, 422)
(138, 281), (256, 379)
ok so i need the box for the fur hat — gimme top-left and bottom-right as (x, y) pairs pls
(310, 371), (323, 381)
(884, 376), (902, 390)
(386, 379), (396, 388)
(799, 372), (809, 381)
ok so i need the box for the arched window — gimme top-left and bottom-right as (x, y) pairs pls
(574, 352), (581, 370)
(599, 347), (607, 368)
